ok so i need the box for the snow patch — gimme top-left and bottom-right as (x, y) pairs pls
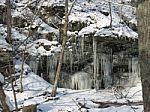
(0, 73), (4, 84)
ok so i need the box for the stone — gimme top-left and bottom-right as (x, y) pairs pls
(22, 104), (37, 112)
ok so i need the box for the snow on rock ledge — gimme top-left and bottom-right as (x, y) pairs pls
(94, 25), (138, 39)
(26, 39), (61, 56)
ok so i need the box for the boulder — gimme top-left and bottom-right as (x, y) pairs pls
(22, 104), (37, 112)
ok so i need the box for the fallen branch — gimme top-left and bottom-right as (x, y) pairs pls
(72, 99), (89, 112)
(91, 100), (143, 108)
(78, 102), (90, 109)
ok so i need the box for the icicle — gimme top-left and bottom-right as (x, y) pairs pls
(128, 56), (132, 76)
(128, 56), (132, 86)
(81, 37), (84, 56)
(101, 53), (112, 88)
(96, 54), (99, 80)
(130, 57), (140, 86)
(109, 51), (113, 86)
(70, 51), (73, 73)
(93, 37), (97, 89)
(47, 56), (52, 81)
(100, 53), (103, 88)
(29, 56), (39, 75)
(48, 55), (56, 84)
(71, 72), (92, 90)
(41, 73), (43, 78)
(47, 56), (49, 77)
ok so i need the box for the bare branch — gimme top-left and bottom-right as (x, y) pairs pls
(68, 0), (76, 16)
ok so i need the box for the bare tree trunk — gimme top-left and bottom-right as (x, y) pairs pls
(8, 61), (18, 112)
(6, 0), (12, 43)
(10, 79), (18, 112)
(20, 46), (28, 93)
(6, 0), (18, 111)
(20, 58), (24, 93)
(137, 0), (150, 112)
(0, 83), (10, 112)
(51, 0), (69, 97)
(109, 1), (112, 28)
(0, 1), (12, 111)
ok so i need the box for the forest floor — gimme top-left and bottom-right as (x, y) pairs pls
(4, 69), (143, 112)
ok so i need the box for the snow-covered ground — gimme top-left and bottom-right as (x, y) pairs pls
(4, 66), (143, 112)
(4, 61), (143, 112)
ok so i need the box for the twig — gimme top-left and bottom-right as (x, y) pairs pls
(72, 99), (80, 109)
(68, 0), (77, 16)
(128, 90), (142, 99)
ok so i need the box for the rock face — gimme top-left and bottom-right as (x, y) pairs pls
(0, 0), (139, 90)
(29, 5), (65, 27)
(0, 51), (10, 67)
(22, 105), (37, 112)
(12, 16), (28, 28)
(0, 5), (6, 24)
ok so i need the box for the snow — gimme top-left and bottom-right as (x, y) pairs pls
(130, 18), (137, 26)
(6, 95), (14, 111)
(42, 0), (64, 7)
(26, 39), (61, 56)
(0, 25), (28, 51)
(36, 83), (143, 112)
(70, 0), (137, 39)
(88, 105), (143, 112)
(0, 73), (4, 84)
(2, 60), (143, 111)
(5, 67), (52, 109)
(0, 0), (137, 52)
(0, 25), (11, 50)
(0, 0), (5, 6)
(21, 72), (51, 91)
(15, 59), (31, 74)
(23, 100), (37, 107)
(79, 24), (99, 37)
(0, 0), (141, 111)
(12, 28), (27, 41)
(35, 18), (59, 35)
(5, 59), (143, 111)
(94, 25), (138, 38)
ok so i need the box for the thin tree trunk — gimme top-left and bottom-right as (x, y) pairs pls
(20, 46), (28, 93)
(6, 0), (18, 111)
(0, 0), (12, 111)
(11, 79), (18, 112)
(51, 0), (69, 97)
(109, 1), (112, 28)
(0, 83), (10, 112)
(20, 57), (24, 93)
(8, 61), (18, 112)
(6, 0), (12, 43)
(137, 0), (150, 112)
